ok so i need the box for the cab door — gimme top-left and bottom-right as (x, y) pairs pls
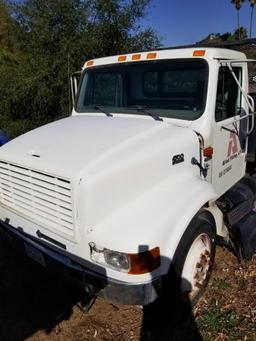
(212, 65), (248, 196)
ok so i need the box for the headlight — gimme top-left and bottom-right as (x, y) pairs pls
(89, 243), (160, 274)
(90, 244), (130, 272)
(104, 249), (130, 271)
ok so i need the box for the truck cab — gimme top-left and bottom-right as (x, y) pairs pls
(0, 47), (255, 305)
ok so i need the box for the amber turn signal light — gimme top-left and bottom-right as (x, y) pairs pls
(204, 146), (214, 157)
(128, 247), (160, 274)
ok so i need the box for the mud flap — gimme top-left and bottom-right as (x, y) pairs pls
(231, 211), (256, 260)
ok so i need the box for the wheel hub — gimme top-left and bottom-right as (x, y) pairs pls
(181, 233), (212, 300)
(194, 249), (211, 289)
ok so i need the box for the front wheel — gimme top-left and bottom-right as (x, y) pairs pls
(172, 212), (216, 305)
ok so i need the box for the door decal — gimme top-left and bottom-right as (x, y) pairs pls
(227, 132), (238, 157)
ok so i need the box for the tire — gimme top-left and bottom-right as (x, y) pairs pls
(171, 211), (216, 306)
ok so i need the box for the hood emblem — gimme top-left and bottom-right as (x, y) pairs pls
(172, 153), (184, 165)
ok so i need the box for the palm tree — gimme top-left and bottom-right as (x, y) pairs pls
(231, 0), (245, 39)
(249, 0), (256, 38)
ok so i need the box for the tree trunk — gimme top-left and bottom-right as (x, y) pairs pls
(237, 9), (240, 40)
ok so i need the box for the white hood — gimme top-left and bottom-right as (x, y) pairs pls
(0, 112), (202, 263)
(0, 114), (168, 179)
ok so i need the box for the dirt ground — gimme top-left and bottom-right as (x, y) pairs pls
(0, 234), (255, 341)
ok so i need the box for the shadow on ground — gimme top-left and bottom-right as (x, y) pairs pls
(141, 297), (203, 341)
(0, 235), (204, 341)
(140, 247), (203, 341)
(0, 234), (86, 341)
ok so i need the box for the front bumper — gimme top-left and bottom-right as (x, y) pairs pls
(0, 219), (161, 305)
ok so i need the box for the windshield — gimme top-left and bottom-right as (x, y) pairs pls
(76, 59), (208, 120)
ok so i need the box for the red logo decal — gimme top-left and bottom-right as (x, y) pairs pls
(227, 132), (238, 157)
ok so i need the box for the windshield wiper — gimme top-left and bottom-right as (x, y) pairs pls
(94, 105), (113, 117)
(135, 105), (163, 122)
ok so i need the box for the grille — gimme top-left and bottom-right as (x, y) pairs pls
(0, 161), (74, 238)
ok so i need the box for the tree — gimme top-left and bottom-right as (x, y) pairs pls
(0, 0), (16, 63)
(84, 0), (160, 57)
(0, 0), (161, 137)
(231, 0), (245, 39)
(198, 27), (248, 44)
(234, 26), (248, 39)
(249, 0), (256, 38)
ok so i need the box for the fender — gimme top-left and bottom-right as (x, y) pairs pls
(89, 171), (218, 279)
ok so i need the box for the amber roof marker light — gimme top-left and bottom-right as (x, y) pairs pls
(132, 54), (141, 61)
(86, 60), (94, 67)
(193, 50), (206, 57)
(118, 56), (127, 62)
(147, 52), (157, 59)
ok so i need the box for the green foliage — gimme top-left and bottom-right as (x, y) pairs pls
(0, 0), (17, 63)
(234, 26), (248, 39)
(231, 0), (245, 11)
(235, 276), (246, 289)
(199, 27), (248, 44)
(0, 0), (161, 137)
(198, 303), (242, 340)
(84, 0), (160, 56)
(212, 277), (231, 289)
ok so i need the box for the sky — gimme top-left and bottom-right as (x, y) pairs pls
(142, 0), (255, 47)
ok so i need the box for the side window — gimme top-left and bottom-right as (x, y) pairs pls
(215, 67), (242, 122)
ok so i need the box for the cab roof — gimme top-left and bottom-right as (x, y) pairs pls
(83, 48), (246, 70)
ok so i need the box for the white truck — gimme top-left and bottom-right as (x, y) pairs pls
(0, 47), (256, 306)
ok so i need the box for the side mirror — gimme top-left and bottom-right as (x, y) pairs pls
(248, 93), (256, 112)
(239, 108), (248, 151)
(70, 71), (82, 106)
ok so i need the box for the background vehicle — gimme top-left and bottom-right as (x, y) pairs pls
(0, 46), (255, 305)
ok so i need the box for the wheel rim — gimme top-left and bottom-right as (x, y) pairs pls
(181, 233), (212, 301)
